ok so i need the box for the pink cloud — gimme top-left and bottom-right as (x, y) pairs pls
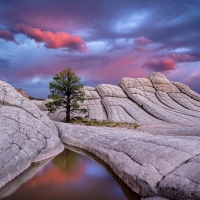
(134, 46), (145, 52)
(0, 30), (18, 44)
(143, 58), (177, 72)
(134, 36), (153, 46)
(13, 50), (149, 84)
(15, 23), (87, 52)
(171, 53), (195, 62)
(190, 71), (200, 78)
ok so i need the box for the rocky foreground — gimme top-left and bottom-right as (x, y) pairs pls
(0, 81), (64, 188)
(0, 72), (200, 200)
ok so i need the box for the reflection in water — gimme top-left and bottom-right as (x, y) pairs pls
(0, 157), (53, 199)
(0, 148), (140, 200)
(53, 149), (80, 173)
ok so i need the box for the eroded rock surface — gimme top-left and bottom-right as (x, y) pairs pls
(80, 86), (107, 120)
(0, 80), (64, 188)
(36, 72), (200, 126)
(55, 122), (200, 199)
(118, 74), (200, 124)
(158, 155), (200, 200)
(138, 124), (200, 137)
(96, 84), (162, 124)
(2, 72), (200, 199)
(40, 86), (107, 121)
(172, 81), (200, 102)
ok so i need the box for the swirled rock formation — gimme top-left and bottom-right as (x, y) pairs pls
(119, 74), (200, 124)
(172, 81), (200, 101)
(80, 86), (107, 120)
(39, 72), (200, 126)
(0, 80), (64, 188)
(96, 84), (162, 124)
(147, 72), (200, 114)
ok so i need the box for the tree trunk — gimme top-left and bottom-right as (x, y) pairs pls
(66, 95), (70, 122)
(66, 107), (70, 122)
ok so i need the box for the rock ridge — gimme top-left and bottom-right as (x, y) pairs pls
(0, 80), (64, 188)
(55, 122), (200, 199)
(38, 72), (200, 126)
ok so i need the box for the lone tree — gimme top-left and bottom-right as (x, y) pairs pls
(45, 68), (87, 122)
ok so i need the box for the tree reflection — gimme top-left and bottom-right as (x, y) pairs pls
(52, 149), (81, 173)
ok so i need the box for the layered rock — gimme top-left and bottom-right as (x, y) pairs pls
(39, 98), (66, 121)
(119, 74), (200, 124)
(37, 72), (200, 126)
(0, 80), (64, 188)
(96, 84), (162, 124)
(39, 86), (107, 121)
(172, 81), (200, 102)
(15, 88), (30, 99)
(80, 86), (107, 120)
(55, 122), (200, 199)
(147, 72), (200, 112)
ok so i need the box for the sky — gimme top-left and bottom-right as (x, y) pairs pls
(0, 0), (200, 98)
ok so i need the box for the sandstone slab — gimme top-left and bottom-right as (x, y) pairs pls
(119, 75), (200, 124)
(172, 81), (200, 102)
(158, 155), (200, 200)
(96, 84), (162, 125)
(0, 80), (64, 188)
(55, 122), (200, 199)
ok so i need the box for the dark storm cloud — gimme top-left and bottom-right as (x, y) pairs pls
(0, 0), (200, 97)
(0, 30), (18, 44)
(1, 0), (200, 52)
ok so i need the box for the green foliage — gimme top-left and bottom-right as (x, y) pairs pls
(45, 68), (87, 122)
(70, 118), (140, 129)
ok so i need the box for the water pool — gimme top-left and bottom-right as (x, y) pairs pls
(0, 147), (140, 200)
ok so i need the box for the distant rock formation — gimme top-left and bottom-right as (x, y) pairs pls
(0, 81), (64, 188)
(15, 88), (30, 99)
(41, 72), (200, 125)
(16, 88), (44, 100)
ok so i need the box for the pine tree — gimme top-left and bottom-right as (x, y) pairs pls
(45, 68), (87, 122)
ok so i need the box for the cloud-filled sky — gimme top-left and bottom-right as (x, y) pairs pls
(0, 0), (200, 98)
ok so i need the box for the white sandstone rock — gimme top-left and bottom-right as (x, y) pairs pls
(97, 84), (162, 124)
(55, 122), (200, 199)
(0, 80), (64, 188)
(172, 81), (200, 101)
(119, 74), (200, 124)
(96, 84), (127, 98)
